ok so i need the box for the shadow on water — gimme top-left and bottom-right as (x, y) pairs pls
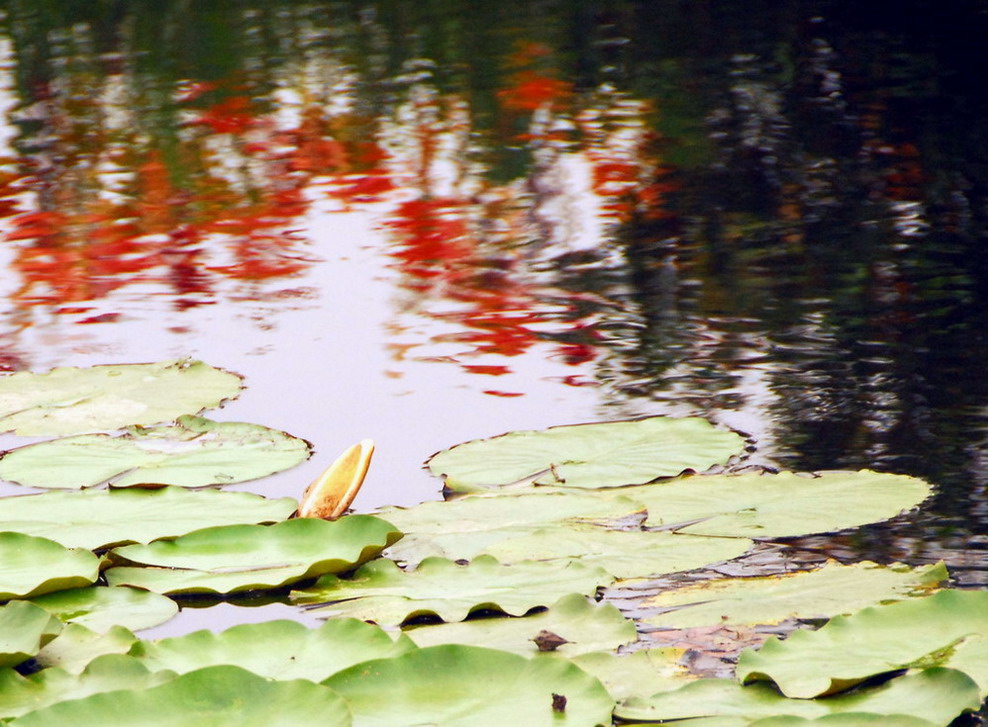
(0, 0), (987, 606)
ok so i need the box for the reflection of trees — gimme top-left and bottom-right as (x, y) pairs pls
(3, 0), (988, 552)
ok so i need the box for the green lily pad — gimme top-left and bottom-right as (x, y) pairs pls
(294, 555), (614, 626)
(0, 486), (297, 550)
(0, 654), (177, 721)
(640, 561), (947, 629)
(614, 668), (981, 725)
(0, 601), (62, 668)
(747, 716), (939, 727)
(618, 470), (932, 537)
(0, 416), (311, 489)
(28, 586), (178, 633)
(0, 360), (243, 436)
(324, 644), (614, 727)
(0, 532), (100, 599)
(736, 589), (988, 699)
(379, 489), (646, 564)
(569, 650), (694, 702)
(7, 664), (352, 726)
(482, 525), (753, 579)
(428, 416), (745, 491)
(105, 515), (402, 595)
(35, 624), (138, 673)
(404, 593), (637, 656)
(129, 618), (416, 681)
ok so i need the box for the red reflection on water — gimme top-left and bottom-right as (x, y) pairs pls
(0, 44), (677, 388)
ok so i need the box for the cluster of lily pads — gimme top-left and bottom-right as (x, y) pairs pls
(0, 360), (985, 725)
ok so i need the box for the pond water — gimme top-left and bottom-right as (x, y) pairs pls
(0, 0), (986, 625)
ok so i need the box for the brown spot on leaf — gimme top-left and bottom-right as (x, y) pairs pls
(532, 629), (570, 652)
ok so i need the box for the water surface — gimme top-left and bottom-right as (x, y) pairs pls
(1, 0), (987, 612)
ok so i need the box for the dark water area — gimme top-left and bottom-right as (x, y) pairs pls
(0, 0), (987, 598)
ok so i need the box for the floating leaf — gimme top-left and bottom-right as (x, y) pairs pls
(745, 716), (939, 727)
(106, 515), (401, 595)
(640, 561), (946, 629)
(294, 555), (614, 626)
(569, 650), (694, 702)
(736, 589), (988, 699)
(0, 601), (62, 668)
(0, 532), (100, 599)
(482, 525), (753, 579)
(129, 618), (416, 681)
(296, 439), (374, 519)
(0, 654), (176, 721)
(0, 416), (310, 489)
(618, 470), (932, 537)
(0, 486), (297, 550)
(28, 586), (178, 633)
(614, 668), (981, 725)
(379, 490), (646, 564)
(7, 665), (352, 726)
(0, 360), (242, 436)
(428, 416), (745, 491)
(324, 644), (614, 727)
(35, 624), (137, 674)
(404, 593), (637, 656)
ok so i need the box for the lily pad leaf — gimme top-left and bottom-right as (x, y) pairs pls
(129, 618), (416, 681)
(620, 470), (932, 538)
(640, 561), (947, 629)
(0, 360), (242, 436)
(324, 644), (614, 727)
(747, 716), (939, 727)
(0, 416), (311, 489)
(482, 525), (753, 579)
(428, 416), (745, 492)
(28, 586), (178, 633)
(614, 668), (981, 726)
(0, 601), (62, 668)
(403, 593), (637, 656)
(294, 555), (614, 626)
(35, 624), (138, 674)
(105, 515), (402, 595)
(0, 532), (100, 599)
(7, 664), (353, 726)
(0, 486), (297, 550)
(569, 650), (695, 702)
(379, 489), (646, 564)
(736, 589), (988, 699)
(0, 654), (177, 721)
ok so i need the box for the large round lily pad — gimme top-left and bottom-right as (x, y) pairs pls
(0, 486), (297, 550)
(404, 593), (637, 656)
(0, 416), (311, 489)
(0, 532), (100, 599)
(427, 416), (745, 491)
(324, 644), (614, 727)
(736, 589), (988, 699)
(0, 360), (242, 436)
(639, 561), (947, 629)
(130, 618), (415, 681)
(106, 515), (402, 595)
(294, 555), (614, 625)
(620, 470), (932, 537)
(7, 665), (353, 726)
(29, 586), (178, 633)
